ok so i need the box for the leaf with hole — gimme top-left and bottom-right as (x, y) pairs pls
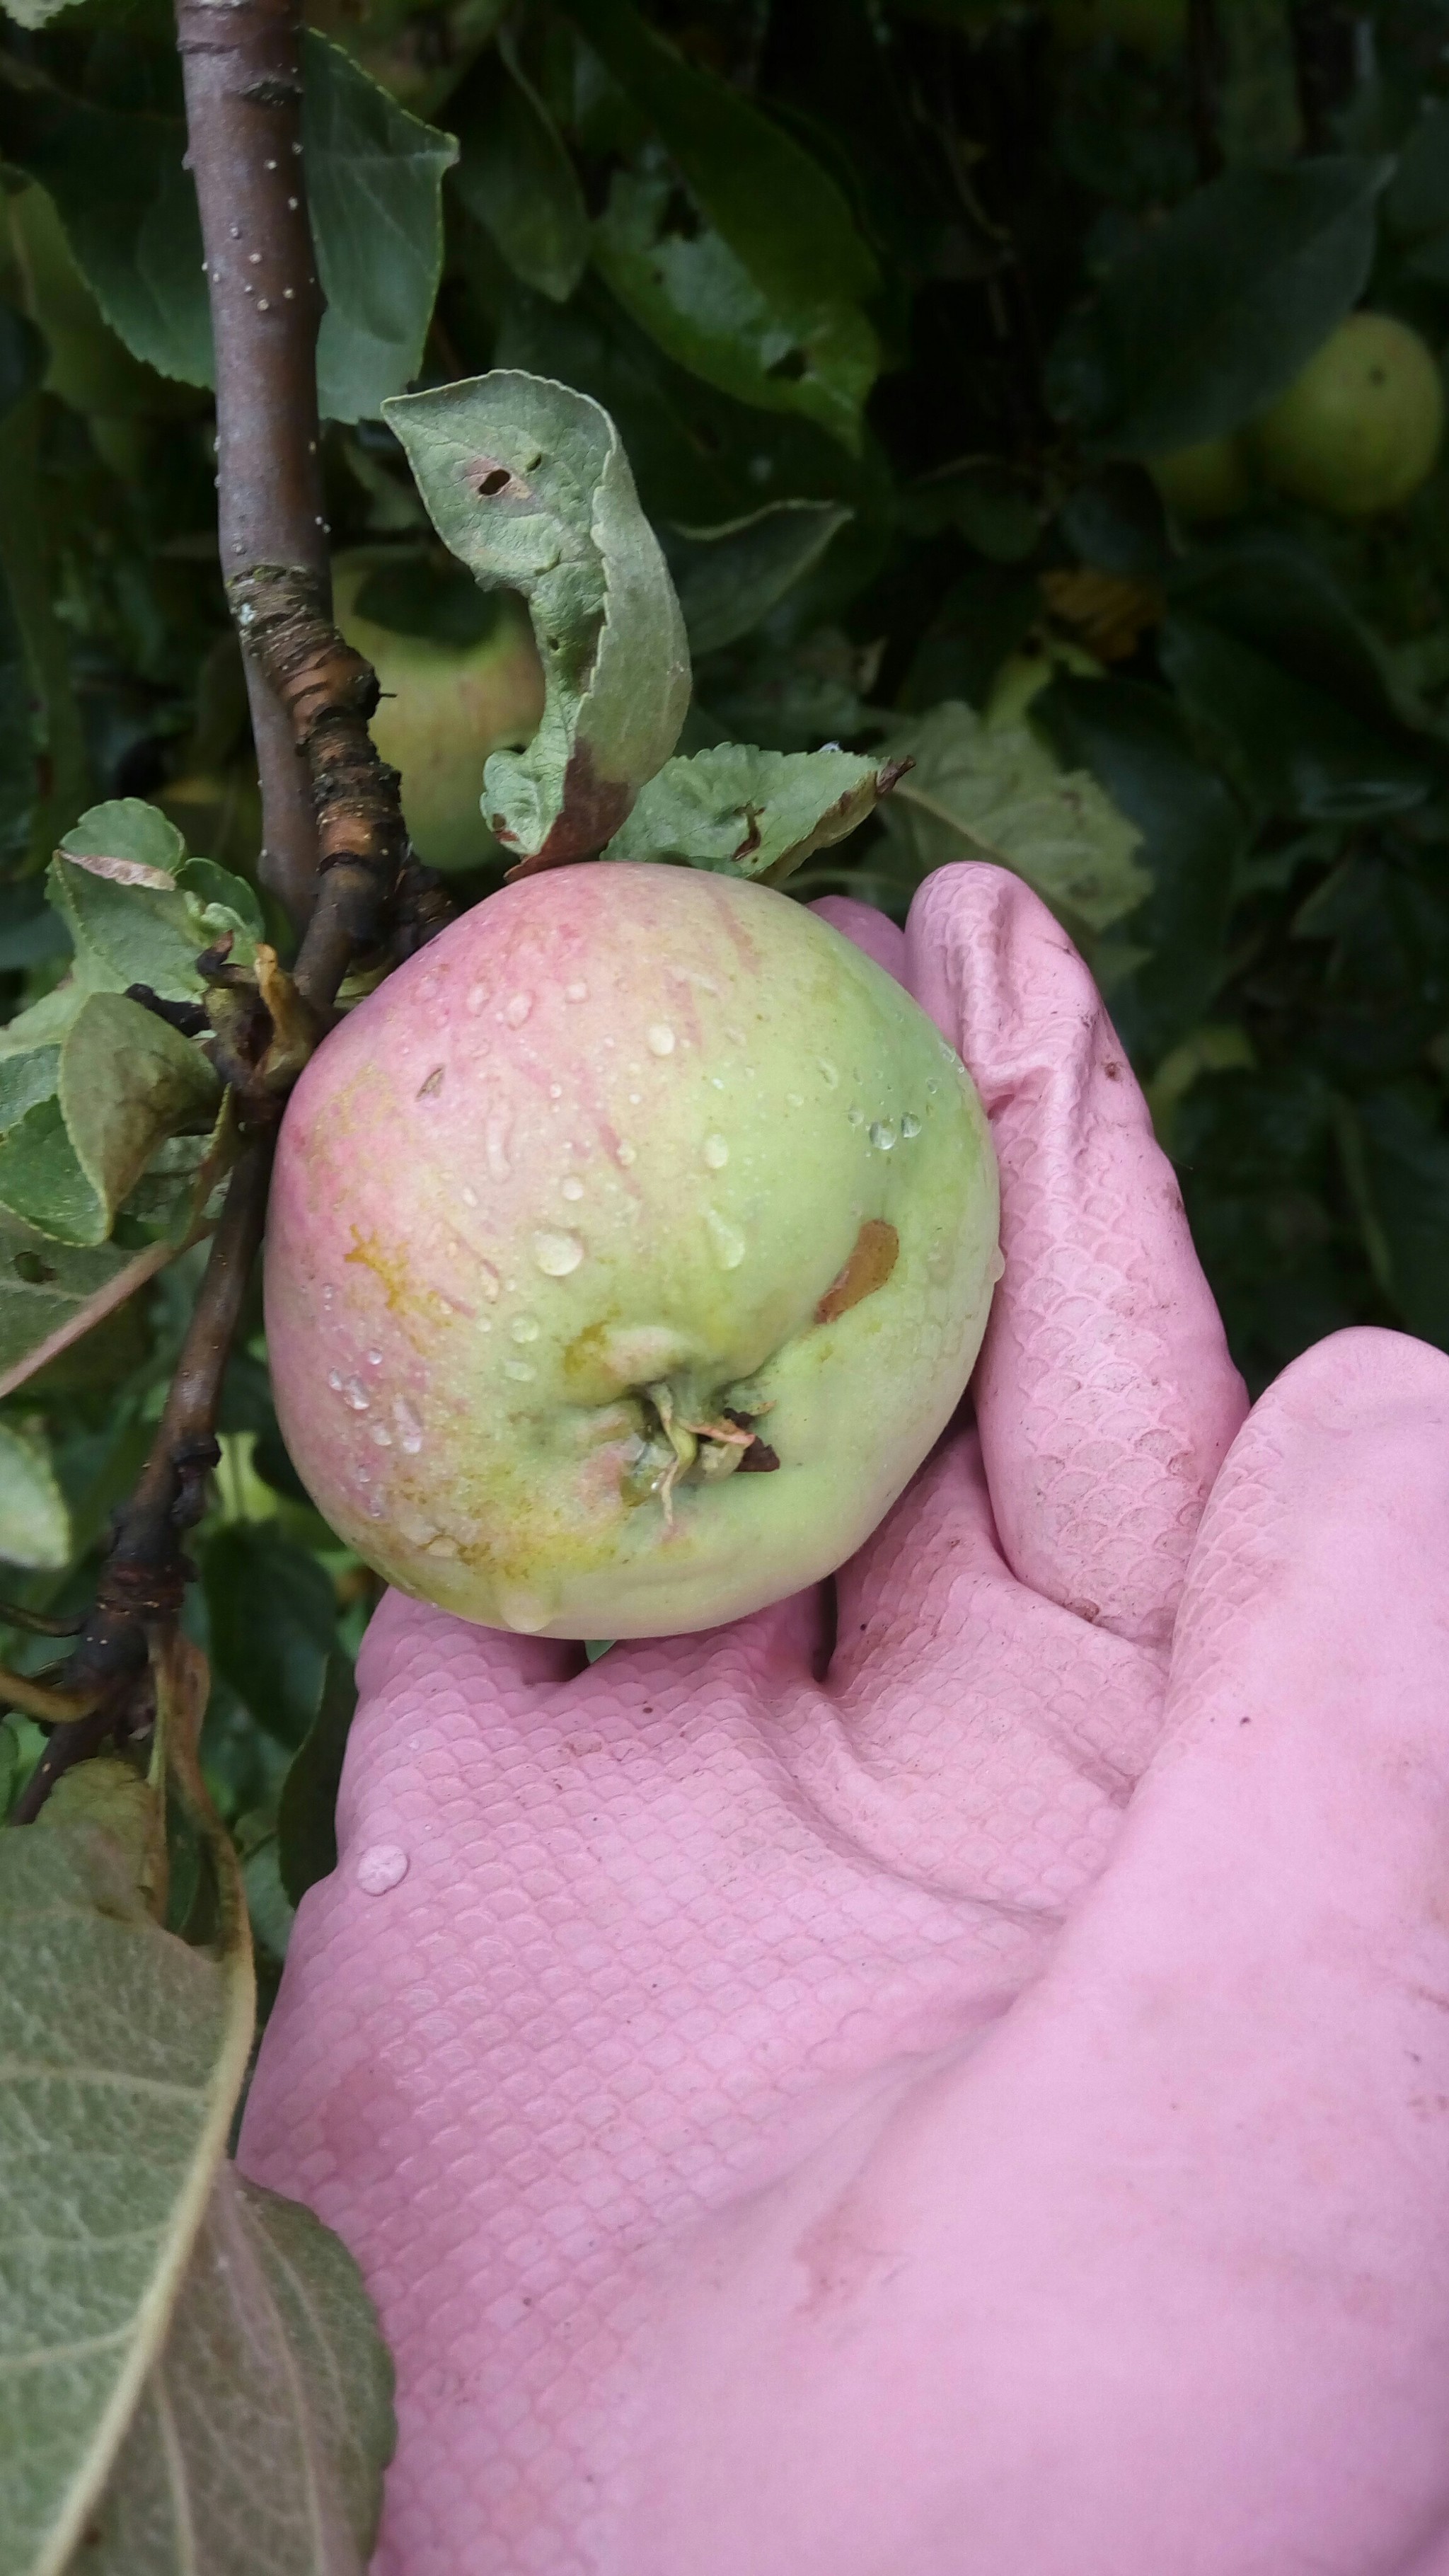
(386, 369), (691, 869)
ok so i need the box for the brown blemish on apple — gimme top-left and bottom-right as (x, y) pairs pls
(815, 1219), (899, 1325)
(343, 1226), (416, 1316)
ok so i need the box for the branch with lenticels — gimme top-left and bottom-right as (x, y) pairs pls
(9, 1), (449, 1824)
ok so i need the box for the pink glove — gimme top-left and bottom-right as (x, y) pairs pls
(241, 863), (1449, 2576)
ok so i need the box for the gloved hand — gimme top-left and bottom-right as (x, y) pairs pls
(241, 863), (1449, 2576)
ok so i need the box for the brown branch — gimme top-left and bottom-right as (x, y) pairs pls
(9, 9), (461, 1829)
(176, 0), (328, 928)
(10, 1136), (273, 1824)
(230, 564), (416, 1009)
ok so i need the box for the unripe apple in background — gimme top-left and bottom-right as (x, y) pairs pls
(1250, 313), (1445, 518)
(265, 864), (1000, 1640)
(1150, 432), (1254, 522)
(333, 550), (546, 873)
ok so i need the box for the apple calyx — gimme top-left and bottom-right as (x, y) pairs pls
(625, 1375), (778, 1524)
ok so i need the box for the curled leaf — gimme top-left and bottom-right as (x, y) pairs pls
(604, 742), (900, 883)
(385, 370), (691, 872)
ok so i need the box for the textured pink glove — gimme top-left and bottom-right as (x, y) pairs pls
(241, 863), (1449, 2576)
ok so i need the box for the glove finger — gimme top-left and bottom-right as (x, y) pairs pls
(906, 862), (1246, 1649)
(809, 894), (908, 984)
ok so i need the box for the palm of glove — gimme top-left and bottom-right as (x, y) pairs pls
(243, 868), (1449, 2576)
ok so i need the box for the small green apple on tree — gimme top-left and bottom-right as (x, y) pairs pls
(265, 374), (1003, 1638)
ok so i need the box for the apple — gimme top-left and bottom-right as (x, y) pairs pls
(1150, 433), (1254, 522)
(1250, 314), (1445, 519)
(265, 863), (1000, 1639)
(333, 550), (546, 873)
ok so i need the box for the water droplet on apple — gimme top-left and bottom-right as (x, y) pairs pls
(327, 1369), (342, 1392)
(533, 1230), (584, 1277)
(561, 1175), (584, 1200)
(647, 1023), (676, 1057)
(504, 1357), (536, 1382)
(870, 1121), (898, 1151)
(341, 1376), (370, 1410)
(703, 1134), (729, 1170)
(504, 991), (533, 1027)
(901, 1112), (922, 1139)
(705, 1208), (746, 1270)
(847, 1107), (865, 1127)
(616, 1142), (637, 1167)
(486, 1114), (512, 1180)
(357, 1843), (408, 1895)
(497, 1585), (553, 1633)
(370, 1422), (393, 1447)
(786, 1091), (804, 1108)
(479, 1262), (500, 1299)
(366, 1347), (383, 1366)
(511, 1314), (541, 1342)
(321, 1283), (336, 1307)
(565, 979), (588, 1001)
(926, 1079), (939, 1096)
(466, 984), (485, 1014)
(818, 1059), (839, 1088)
(393, 1397), (424, 1453)
(462, 1184), (478, 1206)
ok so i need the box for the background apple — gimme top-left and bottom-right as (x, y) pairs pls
(1150, 432), (1255, 522)
(333, 549), (546, 873)
(265, 863), (1000, 1640)
(1250, 312), (1445, 518)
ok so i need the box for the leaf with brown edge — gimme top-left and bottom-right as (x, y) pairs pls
(815, 1219), (899, 1324)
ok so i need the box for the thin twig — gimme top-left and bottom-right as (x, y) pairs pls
(176, 0), (328, 928)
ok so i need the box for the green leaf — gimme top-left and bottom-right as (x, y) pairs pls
(1160, 537), (1438, 822)
(1039, 677), (1245, 1062)
(664, 501), (853, 656)
(593, 156), (878, 457)
(0, 1768), (253, 2570)
(604, 741), (894, 882)
(62, 2170), (393, 2576)
(303, 31), (458, 425)
(449, 39), (589, 304)
(26, 802), (259, 1028)
(386, 369), (691, 868)
(0, 1212), (176, 1403)
(0, 1417), (70, 1568)
(877, 700), (1151, 933)
(572, 0), (879, 449)
(0, 997), (218, 1250)
(61, 994), (221, 1241)
(0, 76), (212, 387)
(1046, 157), (1390, 456)
(202, 1525), (339, 1751)
(0, 41), (456, 422)
(277, 1652), (357, 1909)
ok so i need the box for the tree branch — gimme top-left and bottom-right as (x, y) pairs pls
(10, 6), (453, 1829)
(176, 0), (328, 929)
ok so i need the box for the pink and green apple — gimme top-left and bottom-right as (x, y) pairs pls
(265, 862), (1000, 1638)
